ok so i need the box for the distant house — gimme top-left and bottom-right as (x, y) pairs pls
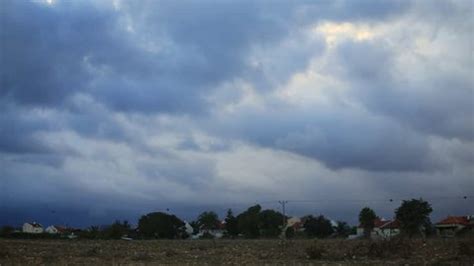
(436, 215), (473, 237)
(22, 222), (44, 234)
(183, 221), (194, 236)
(192, 221), (225, 239)
(356, 218), (400, 239)
(376, 219), (400, 238)
(45, 225), (68, 234)
(287, 217), (304, 232)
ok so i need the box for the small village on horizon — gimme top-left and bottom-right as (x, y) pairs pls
(8, 212), (474, 240)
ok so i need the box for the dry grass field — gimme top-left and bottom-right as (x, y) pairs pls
(0, 238), (473, 265)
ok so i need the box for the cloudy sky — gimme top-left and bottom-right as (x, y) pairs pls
(1, 0), (473, 227)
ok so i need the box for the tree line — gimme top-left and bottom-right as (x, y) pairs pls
(0, 198), (434, 239)
(130, 204), (350, 240)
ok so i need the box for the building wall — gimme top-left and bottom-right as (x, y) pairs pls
(22, 223), (44, 234)
(356, 227), (399, 239)
(45, 226), (58, 234)
(436, 225), (466, 237)
(373, 228), (400, 239)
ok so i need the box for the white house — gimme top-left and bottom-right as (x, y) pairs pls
(356, 218), (400, 239)
(374, 219), (400, 239)
(286, 217), (304, 232)
(436, 215), (473, 237)
(183, 221), (194, 236)
(45, 225), (67, 234)
(22, 222), (44, 234)
(192, 221), (226, 239)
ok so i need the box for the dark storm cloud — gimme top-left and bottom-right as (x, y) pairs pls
(89, 0), (310, 112)
(1, 0), (412, 113)
(335, 39), (473, 141)
(1, 0), (472, 227)
(211, 105), (435, 172)
(1, 0), (293, 113)
(0, 0), (123, 106)
(0, 103), (53, 154)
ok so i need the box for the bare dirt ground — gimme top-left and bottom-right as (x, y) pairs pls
(0, 238), (473, 265)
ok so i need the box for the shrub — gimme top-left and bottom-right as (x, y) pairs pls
(200, 231), (214, 239)
(0, 226), (15, 237)
(285, 227), (295, 239)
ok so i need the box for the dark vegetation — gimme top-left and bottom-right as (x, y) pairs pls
(138, 212), (186, 239)
(0, 198), (455, 241)
(303, 215), (334, 238)
(359, 207), (377, 238)
(395, 198), (433, 237)
(1, 198), (472, 264)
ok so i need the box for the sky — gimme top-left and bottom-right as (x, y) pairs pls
(1, 0), (473, 228)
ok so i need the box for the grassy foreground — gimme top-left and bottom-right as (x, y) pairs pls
(0, 238), (473, 265)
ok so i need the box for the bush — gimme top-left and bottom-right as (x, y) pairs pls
(285, 227), (295, 239)
(101, 220), (131, 239)
(0, 226), (15, 237)
(79, 226), (101, 239)
(200, 232), (215, 239)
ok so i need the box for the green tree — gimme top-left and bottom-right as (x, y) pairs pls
(189, 220), (200, 235)
(138, 212), (185, 239)
(285, 227), (295, 239)
(350, 226), (357, 235)
(102, 220), (131, 239)
(237, 205), (261, 238)
(79, 225), (101, 239)
(259, 209), (285, 237)
(335, 221), (351, 238)
(197, 211), (220, 230)
(224, 209), (239, 237)
(395, 198), (433, 238)
(303, 215), (334, 238)
(359, 207), (377, 238)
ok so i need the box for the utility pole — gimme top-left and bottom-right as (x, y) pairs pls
(278, 200), (288, 233)
(278, 200), (289, 253)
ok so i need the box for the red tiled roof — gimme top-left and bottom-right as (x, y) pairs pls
(436, 216), (470, 226)
(374, 218), (389, 228)
(54, 225), (68, 233)
(218, 221), (226, 230)
(359, 218), (396, 229)
(379, 220), (400, 229)
(28, 222), (42, 228)
(290, 221), (304, 229)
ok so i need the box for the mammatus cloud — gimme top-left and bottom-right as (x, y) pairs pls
(0, 0), (472, 226)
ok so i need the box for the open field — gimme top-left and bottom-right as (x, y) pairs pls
(0, 238), (473, 265)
